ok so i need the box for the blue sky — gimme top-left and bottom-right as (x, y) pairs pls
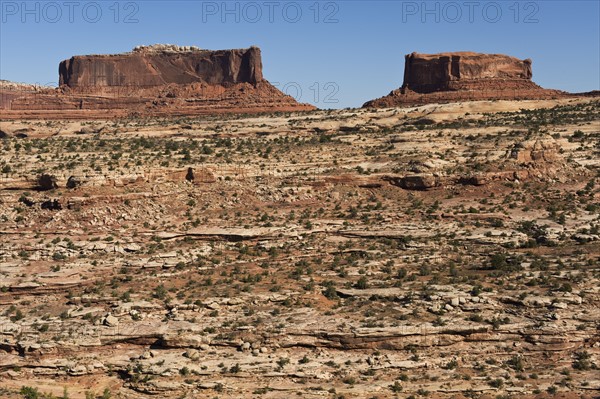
(1, 0), (598, 108)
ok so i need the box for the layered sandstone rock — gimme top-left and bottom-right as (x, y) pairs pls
(403, 52), (532, 93)
(509, 136), (562, 164)
(59, 46), (263, 90)
(364, 51), (566, 108)
(1, 45), (314, 118)
(385, 174), (440, 190)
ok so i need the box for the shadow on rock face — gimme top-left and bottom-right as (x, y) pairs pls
(41, 199), (62, 211)
(186, 167), (195, 182)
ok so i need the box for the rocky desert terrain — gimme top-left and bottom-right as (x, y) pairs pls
(0, 96), (599, 398)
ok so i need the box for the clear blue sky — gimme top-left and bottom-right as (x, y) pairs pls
(1, 0), (598, 108)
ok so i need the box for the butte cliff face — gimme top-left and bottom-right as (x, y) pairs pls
(1, 45), (314, 119)
(402, 52), (532, 93)
(364, 51), (565, 108)
(59, 46), (263, 89)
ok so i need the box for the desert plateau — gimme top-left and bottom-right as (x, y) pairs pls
(0, 40), (598, 399)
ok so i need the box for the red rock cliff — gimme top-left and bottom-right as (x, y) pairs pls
(364, 51), (564, 108)
(2, 45), (314, 118)
(403, 52), (532, 93)
(59, 45), (263, 89)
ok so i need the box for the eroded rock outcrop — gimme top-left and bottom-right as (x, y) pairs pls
(59, 46), (263, 90)
(1, 45), (314, 118)
(403, 52), (532, 93)
(509, 136), (562, 164)
(386, 173), (440, 190)
(37, 174), (58, 191)
(364, 51), (566, 107)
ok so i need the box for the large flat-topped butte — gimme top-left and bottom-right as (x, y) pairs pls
(0, 44), (314, 119)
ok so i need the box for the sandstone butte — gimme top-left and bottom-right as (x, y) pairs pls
(363, 51), (591, 108)
(0, 44), (315, 119)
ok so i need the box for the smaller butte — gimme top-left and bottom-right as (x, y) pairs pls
(364, 51), (572, 108)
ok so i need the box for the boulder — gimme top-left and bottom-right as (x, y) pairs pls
(38, 174), (58, 191)
(388, 174), (439, 190)
(66, 176), (84, 189)
(159, 333), (210, 348)
(19, 196), (35, 207)
(509, 136), (562, 164)
(240, 342), (251, 351)
(77, 126), (95, 134)
(459, 175), (488, 186)
(41, 199), (62, 210)
(184, 349), (200, 361)
(103, 314), (119, 327)
(193, 168), (217, 184)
